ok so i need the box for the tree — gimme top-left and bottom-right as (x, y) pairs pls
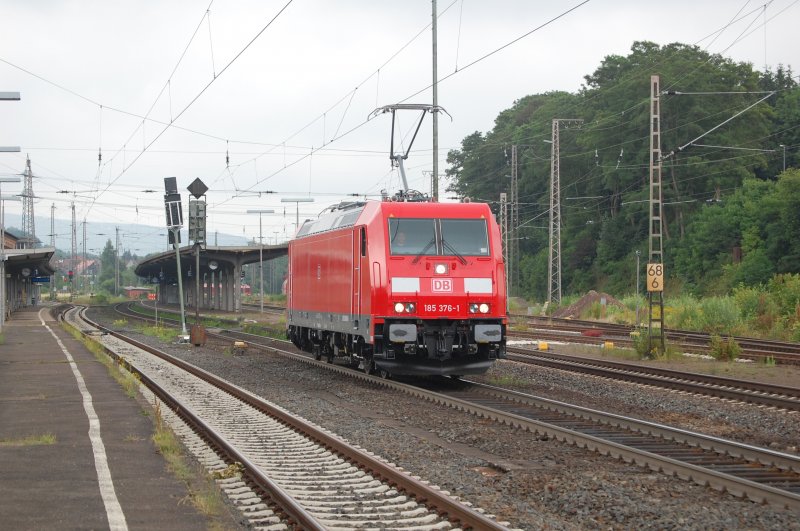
(446, 40), (790, 300)
(98, 239), (116, 294)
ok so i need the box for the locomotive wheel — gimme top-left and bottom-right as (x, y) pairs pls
(377, 368), (390, 379)
(312, 345), (322, 361)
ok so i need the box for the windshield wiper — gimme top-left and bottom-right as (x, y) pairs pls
(412, 237), (437, 264)
(441, 239), (468, 265)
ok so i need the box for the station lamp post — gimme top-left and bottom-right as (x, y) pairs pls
(246, 209), (274, 313)
(281, 197), (314, 231)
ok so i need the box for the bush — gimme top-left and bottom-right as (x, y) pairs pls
(709, 334), (740, 361)
(698, 296), (741, 335)
(768, 274), (800, 315)
(667, 294), (702, 330)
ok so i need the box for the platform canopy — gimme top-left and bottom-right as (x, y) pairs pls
(2, 247), (56, 276)
(134, 244), (287, 280)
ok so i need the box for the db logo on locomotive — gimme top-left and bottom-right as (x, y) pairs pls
(432, 279), (452, 292)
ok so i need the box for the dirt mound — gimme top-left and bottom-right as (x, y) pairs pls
(552, 290), (625, 319)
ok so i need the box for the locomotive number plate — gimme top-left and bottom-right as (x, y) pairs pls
(423, 304), (461, 314)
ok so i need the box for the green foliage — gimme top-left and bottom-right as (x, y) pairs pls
(733, 285), (780, 334)
(138, 325), (178, 343)
(698, 297), (741, 335)
(98, 240), (117, 285)
(446, 39), (797, 300)
(665, 294), (702, 330)
(709, 334), (741, 362)
(767, 273), (800, 315)
(240, 322), (284, 339)
(630, 328), (650, 358)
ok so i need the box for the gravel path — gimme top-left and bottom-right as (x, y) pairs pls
(88, 307), (800, 530)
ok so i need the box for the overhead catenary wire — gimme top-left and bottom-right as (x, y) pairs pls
(4, 1), (796, 242)
(88, 0), (295, 214)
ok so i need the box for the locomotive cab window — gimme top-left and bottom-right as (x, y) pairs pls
(389, 218), (437, 256)
(440, 219), (489, 256)
(389, 217), (490, 257)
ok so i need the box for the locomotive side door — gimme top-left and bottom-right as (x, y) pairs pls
(352, 226), (364, 323)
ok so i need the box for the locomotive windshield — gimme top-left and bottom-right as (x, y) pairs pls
(389, 218), (489, 256)
(389, 218), (437, 256)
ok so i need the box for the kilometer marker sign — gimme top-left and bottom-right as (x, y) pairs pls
(647, 263), (664, 292)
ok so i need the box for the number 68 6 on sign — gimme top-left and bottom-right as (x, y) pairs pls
(647, 263), (664, 292)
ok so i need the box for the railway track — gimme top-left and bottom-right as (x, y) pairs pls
(506, 346), (800, 412)
(518, 315), (800, 364)
(422, 379), (800, 510)
(241, 302), (286, 314)
(107, 302), (800, 512)
(66, 305), (507, 530)
(123, 301), (800, 412)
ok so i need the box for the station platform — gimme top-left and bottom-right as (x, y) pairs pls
(0, 306), (218, 530)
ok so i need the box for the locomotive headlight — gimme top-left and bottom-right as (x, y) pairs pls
(434, 263), (448, 275)
(469, 303), (490, 314)
(394, 302), (416, 313)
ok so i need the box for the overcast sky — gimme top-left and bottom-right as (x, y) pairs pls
(1, 0), (797, 253)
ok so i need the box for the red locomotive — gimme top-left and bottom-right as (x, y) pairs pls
(286, 197), (507, 377)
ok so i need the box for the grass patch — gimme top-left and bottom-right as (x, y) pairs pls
(600, 346), (642, 361)
(486, 374), (528, 387)
(151, 401), (228, 520)
(65, 324), (142, 399)
(241, 322), (285, 339)
(152, 401), (192, 482)
(0, 433), (57, 447)
(137, 324), (181, 343)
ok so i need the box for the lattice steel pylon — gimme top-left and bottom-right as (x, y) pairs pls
(20, 156), (36, 248)
(509, 145), (518, 297)
(50, 203), (56, 300)
(548, 119), (582, 304)
(647, 75), (666, 355)
(71, 202), (77, 301)
(499, 192), (508, 307)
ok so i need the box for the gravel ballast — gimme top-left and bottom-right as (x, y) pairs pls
(87, 307), (800, 530)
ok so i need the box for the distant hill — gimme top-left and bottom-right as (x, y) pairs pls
(3, 213), (249, 256)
